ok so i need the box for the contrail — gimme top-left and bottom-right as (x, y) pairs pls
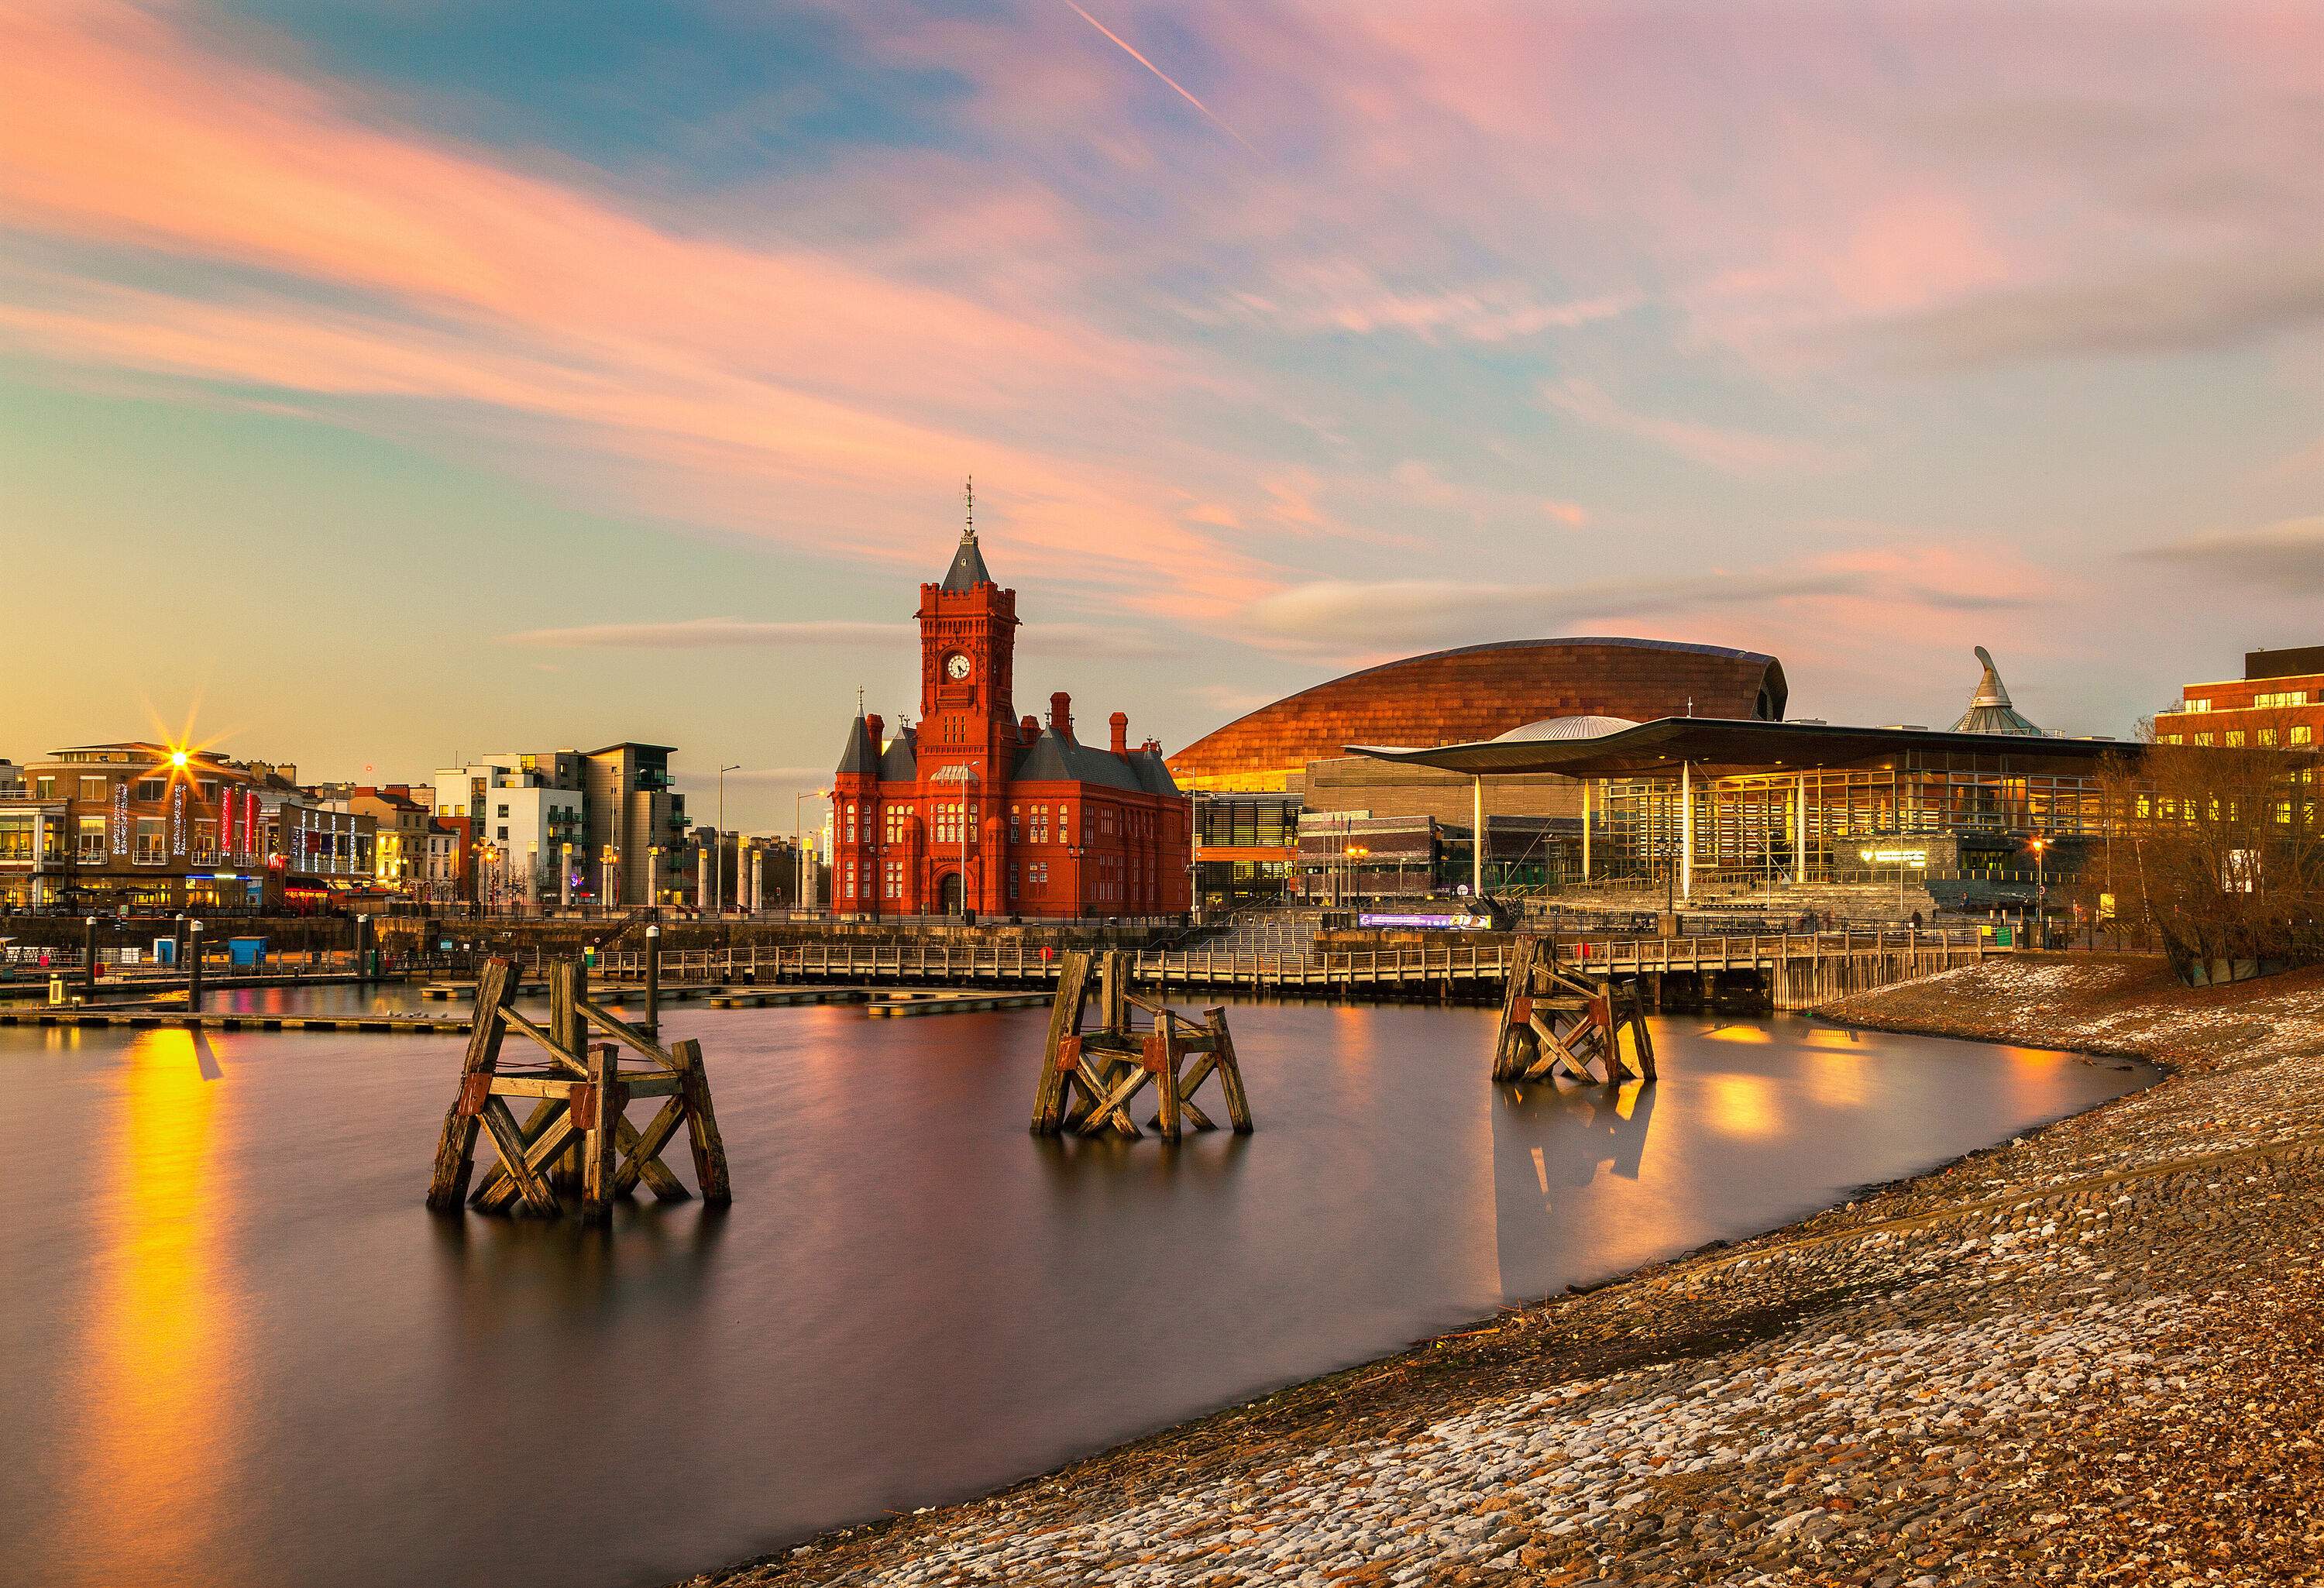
(1061, 1), (1257, 154)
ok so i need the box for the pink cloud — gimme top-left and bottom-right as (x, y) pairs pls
(0, 2), (1290, 612)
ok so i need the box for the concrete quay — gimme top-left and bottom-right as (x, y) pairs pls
(686, 954), (2324, 1588)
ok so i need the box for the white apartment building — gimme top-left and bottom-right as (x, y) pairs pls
(434, 758), (586, 904)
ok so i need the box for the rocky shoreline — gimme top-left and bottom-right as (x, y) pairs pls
(687, 954), (2324, 1587)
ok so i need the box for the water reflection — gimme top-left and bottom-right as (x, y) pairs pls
(1, 1002), (2154, 1588)
(1490, 1078), (1658, 1298)
(70, 1030), (233, 1585)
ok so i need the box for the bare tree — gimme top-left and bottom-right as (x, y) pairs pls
(2096, 709), (2324, 981)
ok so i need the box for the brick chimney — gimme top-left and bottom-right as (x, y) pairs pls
(1109, 711), (1129, 757)
(1048, 691), (1073, 736)
(865, 713), (884, 747)
(1021, 714), (1040, 744)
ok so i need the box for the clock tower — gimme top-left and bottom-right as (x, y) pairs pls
(915, 480), (1019, 779)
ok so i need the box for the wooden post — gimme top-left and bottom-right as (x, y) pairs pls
(675, 1038), (731, 1205)
(1031, 950), (1093, 1134)
(84, 916), (98, 997)
(187, 919), (205, 1014)
(1151, 1022), (1181, 1143)
(580, 1036), (621, 1225)
(1205, 1007), (1253, 1133)
(644, 923), (662, 1034)
(428, 957), (516, 1211)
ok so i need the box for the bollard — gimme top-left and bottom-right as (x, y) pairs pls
(644, 923), (662, 1034)
(84, 916), (98, 995)
(187, 919), (205, 1014)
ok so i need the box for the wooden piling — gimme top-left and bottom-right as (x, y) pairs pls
(430, 954), (731, 1218)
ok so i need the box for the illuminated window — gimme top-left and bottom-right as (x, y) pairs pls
(2195, 733), (2214, 747)
(132, 816), (165, 863)
(2295, 726), (2315, 747)
(2185, 698), (2212, 713)
(2226, 730), (2247, 748)
(2259, 728), (2278, 747)
(2257, 690), (2309, 709)
(80, 777), (106, 802)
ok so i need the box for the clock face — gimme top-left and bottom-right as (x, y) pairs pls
(944, 652), (971, 681)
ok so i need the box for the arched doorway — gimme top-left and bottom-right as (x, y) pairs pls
(937, 873), (964, 916)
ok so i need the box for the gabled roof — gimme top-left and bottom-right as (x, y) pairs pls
(878, 724), (919, 782)
(940, 529), (992, 592)
(835, 714), (877, 777)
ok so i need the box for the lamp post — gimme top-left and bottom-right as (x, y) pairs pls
(2029, 835), (2049, 947)
(716, 764), (741, 916)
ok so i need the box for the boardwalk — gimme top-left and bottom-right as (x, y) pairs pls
(590, 929), (1990, 1009)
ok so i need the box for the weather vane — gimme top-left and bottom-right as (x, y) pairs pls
(964, 474), (974, 538)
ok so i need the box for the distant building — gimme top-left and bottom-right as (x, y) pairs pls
(582, 744), (689, 907)
(0, 742), (373, 910)
(2154, 645), (2324, 751)
(432, 757), (587, 906)
(339, 785), (435, 895)
(830, 517), (1190, 919)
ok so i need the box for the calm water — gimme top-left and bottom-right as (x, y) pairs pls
(0, 998), (2148, 1588)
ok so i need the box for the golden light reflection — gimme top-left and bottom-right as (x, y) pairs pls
(1801, 1050), (1870, 1109)
(70, 1030), (232, 1584)
(1614, 1078), (1645, 1122)
(1803, 1028), (1865, 1048)
(1700, 1072), (1781, 1138)
(1700, 1025), (1772, 1043)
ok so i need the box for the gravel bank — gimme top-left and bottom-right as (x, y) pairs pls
(689, 955), (2324, 1587)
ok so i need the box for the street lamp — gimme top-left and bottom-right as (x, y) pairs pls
(2028, 835), (2049, 946)
(716, 764), (741, 914)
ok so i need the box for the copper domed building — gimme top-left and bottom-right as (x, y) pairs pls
(1167, 637), (1788, 792)
(1170, 637), (1787, 906)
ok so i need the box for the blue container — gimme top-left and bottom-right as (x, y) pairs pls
(229, 937), (268, 968)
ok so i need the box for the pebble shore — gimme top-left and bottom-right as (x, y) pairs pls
(690, 955), (2324, 1587)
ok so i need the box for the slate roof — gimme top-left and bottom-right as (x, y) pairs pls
(1012, 727), (1146, 792)
(834, 713), (877, 776)
(878, 724), (919, 781)
(940, 530), (992, 593)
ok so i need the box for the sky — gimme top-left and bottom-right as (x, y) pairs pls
(5, 0), (2323, 830)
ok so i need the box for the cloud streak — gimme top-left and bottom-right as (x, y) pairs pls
(1061, 1), (1258, 154)
(2129, 516), (2324, 589)
(503, 617), (1175, 657)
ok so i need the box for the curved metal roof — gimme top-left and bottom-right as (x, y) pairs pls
(1351, 716), (2122, 779)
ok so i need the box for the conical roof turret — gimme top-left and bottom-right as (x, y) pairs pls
(1950, 646), (2044, 735)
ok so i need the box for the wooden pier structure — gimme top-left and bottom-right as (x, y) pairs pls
(425, 958), (730, 1222)
(1030, 951), (1252, 1142)
(1491, 936), (1655, 1084)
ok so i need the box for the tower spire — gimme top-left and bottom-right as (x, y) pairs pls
(964, 474), (974, 541)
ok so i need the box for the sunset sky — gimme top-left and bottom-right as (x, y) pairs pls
(6, 2), (2322, 829)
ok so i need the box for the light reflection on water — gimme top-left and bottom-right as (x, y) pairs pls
(0, 1001), (2150, 1588)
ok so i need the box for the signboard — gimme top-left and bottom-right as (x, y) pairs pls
(1359, 911), (1492, 931)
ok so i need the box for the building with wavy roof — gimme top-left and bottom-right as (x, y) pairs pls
(1167, 637), (1788, 793)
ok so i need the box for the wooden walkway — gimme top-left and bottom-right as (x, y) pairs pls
(0, 984), (1054, 1036)
(583, 930), (1991, 1006)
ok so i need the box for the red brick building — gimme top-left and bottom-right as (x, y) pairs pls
(830, 526), (1189, 920)
(2152, 645), (2324, 751)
